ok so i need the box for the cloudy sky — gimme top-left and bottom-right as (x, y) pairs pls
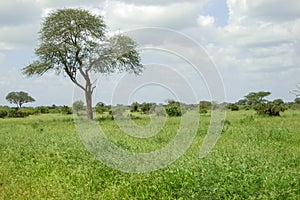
(0, 0), (300, 106)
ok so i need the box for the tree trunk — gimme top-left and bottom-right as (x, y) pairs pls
(85, 90), (93, 120)
(85, 89), (93, 120)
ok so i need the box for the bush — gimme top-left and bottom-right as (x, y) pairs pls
(256, 99), (287, 116)
(0, 109), (8, 118)
(61, 106), (73, 115)
(227, 103), (239, 111)
(140, 103), (156, 114)
(95, 102), (109, 114)
(199, 109), (208, 114)
(35, 106), (49, 114)
(155, 106), (166, 116)
(165, 102), (182, 117)
(7, 109), (30, 118)
(199, 101), (212, 110)
(72, 100), (84, 112)
(130, 102), (139, 113)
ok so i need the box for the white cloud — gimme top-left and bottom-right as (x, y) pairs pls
(105, 1), (205, 30)
(197, 15), (215, 26)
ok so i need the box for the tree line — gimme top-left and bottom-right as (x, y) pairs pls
(1, 89), (300, 119)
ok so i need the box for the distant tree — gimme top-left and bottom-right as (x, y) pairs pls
(22, 9), (143, 120)
(244, 91), (271, 109)
(130, 102), (139, 113)
(72, 100), (84, 112)
(199, 101), (212, 110)
(257, 99), (287, 116)
(227, 103), (239, 111)
(237, 99), (247, 106)
(61, 105), (73, 115)
(140, 102), (156, 114)
(295, 98), (300, 104)
(245, 91), (271, 105)
(6, 91), (35, 108)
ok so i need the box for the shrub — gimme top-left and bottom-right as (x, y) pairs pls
(140, 103), (156, 114)
(110, 106), (127, 119)
(35, 106), (49, 114)
(0, 109), (8, 118)
(199, 109), (208, 114)
(227, 103), (239, 111)
(72, 100), (84, 112)
(165, 102), (182, 117)
(155, 106), (166, 116)
(256, 99), (287, 116)
(95, 102), (109, 114)
(61, 106), (73, 115)
(130, 102), (139, 113)
(7, 109), (30, 118)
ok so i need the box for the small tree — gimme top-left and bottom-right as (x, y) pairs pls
(6, 91), (35, 108)
(72, 100), (84, 112)
(22, 9), (143, 120)
(130, 102), (139, 113)
(244, 91), (271, 109)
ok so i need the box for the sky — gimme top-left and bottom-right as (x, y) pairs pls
(0, 0), (300, 106)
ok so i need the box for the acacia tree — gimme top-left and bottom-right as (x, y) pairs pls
(6, 91), (35, 108)
(244, 91), (271, 108)
(23, 9), (143, 120)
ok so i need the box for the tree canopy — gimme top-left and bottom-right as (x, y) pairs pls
(6, 91), (35, 108)
(244, 91), (271, 106)
(22, 8), (144, 119)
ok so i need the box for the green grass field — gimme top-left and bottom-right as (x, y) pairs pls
(0, 110), (299, 199)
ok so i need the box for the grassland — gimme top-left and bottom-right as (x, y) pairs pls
(0, 110), (299, 199)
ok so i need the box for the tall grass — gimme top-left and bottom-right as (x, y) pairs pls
(0, 111), (299, 199)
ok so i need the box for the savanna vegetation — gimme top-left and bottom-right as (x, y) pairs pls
(0, 108), (299, 199)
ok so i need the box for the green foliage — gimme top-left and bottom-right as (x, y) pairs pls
(7, 109), (30, 118)
(0, 108), (8, 118)
(0, 111), (299, 199)
(155, 106), (166, 116)
(110, 105), (127, 119)
(244, 91), (271, 108)
(165, 101), (182, 117)
(22, 8), (144, 120)
(256, 99), (287, 116)
(61, 105), (73, 115)
(5, 91), (35, 108)
(95, 102), (108, 114)
(140, 102), (156, 114)
(295, 98), (300, 104)
(227, 103), (239, 111)
(72, 100), (84, 112)
(130, 102), (139, 112)
(199, 101), (212, 110)
(199, 109), (208, 114)
(35, 106), (50, 114)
